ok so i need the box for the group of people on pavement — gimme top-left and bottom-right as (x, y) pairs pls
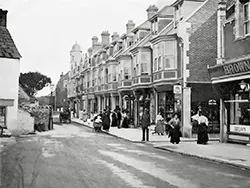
(77, 104), (209, 145)
(91, 106), (130, 132)
(140, 106), (209, 145)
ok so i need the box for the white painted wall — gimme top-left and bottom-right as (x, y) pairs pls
(0, 58), (20, 130)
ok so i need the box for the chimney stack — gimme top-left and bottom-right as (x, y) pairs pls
(146, 5), (158, 19)
(126, 20), (135, 34)
(111, 32), (120, 42)
(60, 72), (64, 78)
(91, 36), (98, 47)
(101, 31), (110, 46)
(0, 9), (8, 27)
(87, 48), (93, 56)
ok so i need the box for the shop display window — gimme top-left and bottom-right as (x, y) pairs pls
(0, 106), (6, 127)
(191, 101), (220, 133)
(158, 92), (174, 121)
(226, 92), (250, 126)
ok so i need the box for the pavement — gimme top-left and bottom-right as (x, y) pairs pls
(1, 123), (250, 188)
(72, 118), (250, 171)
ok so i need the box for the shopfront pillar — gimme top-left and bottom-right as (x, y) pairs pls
(97, 96), (101, 112)
(134, 99), (139, 127)
(182, 87), (192, 138)
(118, 93), (122, 108)
(220, 99), (228, 143)
(111, 94), (116, 110)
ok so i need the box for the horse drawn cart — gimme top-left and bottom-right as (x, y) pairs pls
(59, 111), (71, 123)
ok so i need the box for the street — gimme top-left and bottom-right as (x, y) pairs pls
(1, 123), (250, 188)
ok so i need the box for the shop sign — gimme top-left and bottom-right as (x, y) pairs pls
(230, 125), (250, 134)
(209, 58), (250, 78)
(224, 59), (250, 75)
(173, 85), (182, 94)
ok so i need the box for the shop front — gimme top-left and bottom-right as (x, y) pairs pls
(209, 58), (250, 144)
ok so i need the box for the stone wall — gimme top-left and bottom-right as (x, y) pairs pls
(8, 109), (34, 136)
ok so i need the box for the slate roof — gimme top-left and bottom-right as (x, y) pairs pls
(0, 26), (21, 59)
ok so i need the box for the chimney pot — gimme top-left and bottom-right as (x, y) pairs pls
(146, 5), (158, 19)
(126, 20), (136, 34)
(111, 32), (120, 42)
(101, 31), (110, 46)
(0, 9), (8, 27)
(91, 36), (98, 47)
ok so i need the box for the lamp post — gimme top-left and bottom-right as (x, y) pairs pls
(49, 84), (55, 130)
(50, 84), (55, 109)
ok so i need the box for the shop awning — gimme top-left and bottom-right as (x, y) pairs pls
(0, 98), (14, 106)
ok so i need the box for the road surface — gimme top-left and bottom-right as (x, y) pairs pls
(1, 123), (250, 188)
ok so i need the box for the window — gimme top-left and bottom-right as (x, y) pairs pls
(154, 58), (157, 71)
(124, 68), (129, 80)
(158, 56), (162, 70)
(243, 2), (250, 36)
(0, 107), (6, 128)
(163, 55), (175, 69)
(141, 63), (147, 74)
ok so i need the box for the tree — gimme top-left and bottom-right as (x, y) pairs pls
(19, 71), (52, 96)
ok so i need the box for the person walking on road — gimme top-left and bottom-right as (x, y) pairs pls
(141, 108), (150, 142)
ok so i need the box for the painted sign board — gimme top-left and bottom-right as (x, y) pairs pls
(209, 58), (250, 78)
(230, 124), (250, 134)
(173, 85), (182, 94)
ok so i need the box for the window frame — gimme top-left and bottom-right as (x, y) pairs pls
(243, 2), (250, 36)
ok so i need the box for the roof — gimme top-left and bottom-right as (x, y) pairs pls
(71, 43), (81, 52)
(149, 5), (174, 21)
(0, 26), (21, 59)
(132, 20), (151, 33)
(131, 33), (152, 51)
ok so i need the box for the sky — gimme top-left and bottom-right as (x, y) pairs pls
(1, 0), (169, 96)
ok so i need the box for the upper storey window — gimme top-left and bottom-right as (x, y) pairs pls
(243, 2), (250, 35)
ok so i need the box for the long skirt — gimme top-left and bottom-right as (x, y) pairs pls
(155, 120), (164, 134)
(197, 123), (209, 144)
(169, 127), (181, 144)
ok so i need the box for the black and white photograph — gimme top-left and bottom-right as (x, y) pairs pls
(0, 0), (250, 187)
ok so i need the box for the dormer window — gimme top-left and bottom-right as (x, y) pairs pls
(243, 2), (250, 35)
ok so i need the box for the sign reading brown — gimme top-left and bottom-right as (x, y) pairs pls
(223, 59), (250, 75)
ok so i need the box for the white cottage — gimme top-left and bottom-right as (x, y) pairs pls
(0, 9), (21, 130)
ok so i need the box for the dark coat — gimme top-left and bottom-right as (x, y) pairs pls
(141, 113), (150, 128)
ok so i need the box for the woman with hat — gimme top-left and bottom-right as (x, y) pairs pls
(168, 113), (181, 144)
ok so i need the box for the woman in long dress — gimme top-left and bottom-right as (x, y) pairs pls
(155, 112), (164, 135)
(121, 109), (129, 128)
(168, 113), (181, 144)
(102, 109), (111, 131)
(192, 110), (209, 144)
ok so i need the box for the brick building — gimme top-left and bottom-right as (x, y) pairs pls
(209, 0), (250, 144)
(67, 0), (221, 137)
(55, 72), (69, 111)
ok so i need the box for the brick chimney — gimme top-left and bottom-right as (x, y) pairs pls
(126, 20), (135, 34)
(111, 32), (119, 42)
(146, 5), (158, 19)
(0, 9), (8, 27)
(101, 31), (110, 46)
(91, 36), (98, 47)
